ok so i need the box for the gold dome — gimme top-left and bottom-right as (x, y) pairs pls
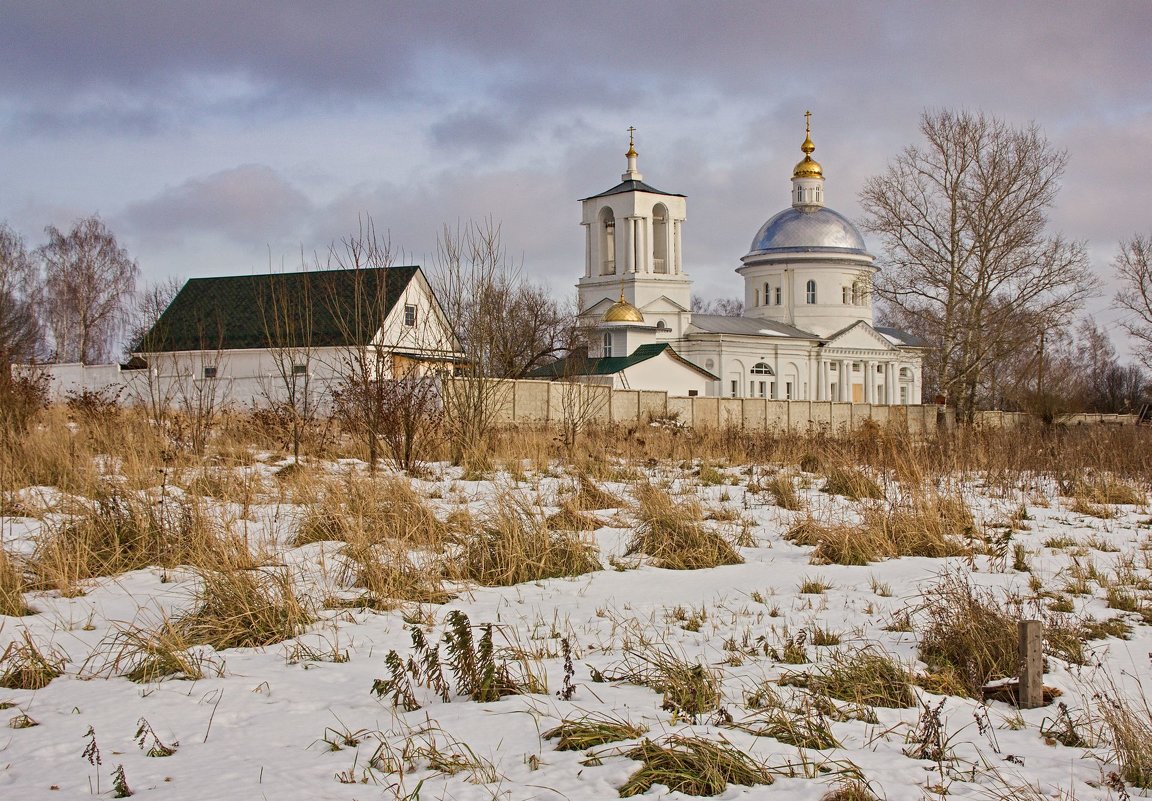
(792, 110), (824, 179)
(603, 291), (644, 323)
(793, 155), (823, 179)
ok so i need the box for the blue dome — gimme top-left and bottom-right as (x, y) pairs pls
(747, 206), (868, 256)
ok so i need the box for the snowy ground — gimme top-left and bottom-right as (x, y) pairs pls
(1, 459), (1150, 801)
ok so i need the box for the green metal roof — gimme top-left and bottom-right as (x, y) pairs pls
(529, 343), (717, 380)
(137, 265), (421, 352)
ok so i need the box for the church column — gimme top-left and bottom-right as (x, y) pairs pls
(583, 223), (592, 278)
(884, 363), (895, 406)
(839, 359), (850, 401)
(624, 217), (635, 273)
(674, 220), (682, 274)
(865, 361), (877, 403)
(817, 360), (828, 401)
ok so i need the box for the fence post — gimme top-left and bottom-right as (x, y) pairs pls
(1017, 619), (1043, 708)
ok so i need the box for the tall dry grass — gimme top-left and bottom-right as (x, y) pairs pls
(627, 483), (743, 570)
(0, 546), (32, 616)
(454, 489), (601, 585)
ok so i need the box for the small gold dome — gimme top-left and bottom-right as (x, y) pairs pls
(793, 155), (823, 179)
(603, 291), (644, 323)
(793, 110), (824, 179)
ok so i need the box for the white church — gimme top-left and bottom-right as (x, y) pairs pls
(534, 116), (925, 404)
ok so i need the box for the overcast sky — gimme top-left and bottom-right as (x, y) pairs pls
(2, 1), (1149, 353)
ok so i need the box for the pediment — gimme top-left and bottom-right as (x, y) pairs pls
(579, 297), (617, 317)
(639, 295), (689, 314)
(823, 321), (898, 352)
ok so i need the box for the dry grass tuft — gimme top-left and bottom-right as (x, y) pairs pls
(916, 572), (1019, 696)
(821, 778), (880, 801)
(176, 567), (313, 650)
(567, 473), (625, 511)
(0, 631), (66, 689)
(627, 483), (743, 570)
(295, 474), (448, 548)
(455, 490), (601, 586)
(786, 491), (972, 565)
(94, 618), (218, 682)
(341, 537), (454, 608)
(1064, 475), (1145, 507)
(619, 735), (773, 796)
(781, 646), (914, 708)
(0, 547), (33, 616)
(1092, 676), (1152, 789)
(30, 486), (253, 593)
(821, 467), (883, 500)
(545, 502), (601, 531)
(543, 714), (648, 751)
(764, 472), (804, 510)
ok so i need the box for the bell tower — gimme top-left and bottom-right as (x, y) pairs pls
(576, 130), (692, 337)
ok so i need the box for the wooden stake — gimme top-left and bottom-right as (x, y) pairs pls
(1018, 619), (1043, 708)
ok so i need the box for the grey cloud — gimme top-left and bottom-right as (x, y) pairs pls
(123, 164), (312, 247)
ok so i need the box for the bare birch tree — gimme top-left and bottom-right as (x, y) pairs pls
(1114, 234), (1152, 370)
(0, 223), (42, 365)
(38, 216), (140, 363)
(859, 109), (1096, 420)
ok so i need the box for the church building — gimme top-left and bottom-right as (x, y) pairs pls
(540, 116), (924, 404)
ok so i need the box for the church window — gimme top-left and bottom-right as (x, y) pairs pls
(775, 286), (782, 305)
(785, 381), (793, 400)
(652, 204), (668, 273)
(292, 363), (307, 376)
(602, 332), (613, 358)
(757, 381), (767, 397)
(688, 389), (699, 397)
(600, 208), (616, 275)
(842, 286), (849, 304)
(816, 187), (822, 202)
(656, 319), (669, 331)
(900, 386), (909, 404)
(806, 280), (817, 304)
(770, 381), (776, 399)
(730, 380), (739, 397)
(751, 362), (774, 375)
(403, 304), (418, 327)
(202, 366), (218, 379)
(705, 358), (715, 371)
(764, 282), (770, 304)
(899, 367), (912, 380)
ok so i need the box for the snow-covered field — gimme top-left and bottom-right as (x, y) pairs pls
(2, 457), (1151, 801)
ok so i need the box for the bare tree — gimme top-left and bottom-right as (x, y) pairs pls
(431, 219), (529, 469)
(0, 223), (42, 365)
(691, 296), (744, 316)
(1114, 234), (1152, 370)
(38, 216), (140, 363)
(126, 276), (182, 357)
(257, 261), (319, 464)
(321, 218), (449, 473)
(860, 109), (1096, 420)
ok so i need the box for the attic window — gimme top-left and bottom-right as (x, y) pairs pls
(403, 304), (418, 327)
(202, 366), (218, 379)
(656, 320), (669, 331)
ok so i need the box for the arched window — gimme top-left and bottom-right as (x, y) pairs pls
(656, 319), (669, 331)
(899, 367), (912, 380)
(599, 208), (615, 275)
(602, 331), (613, 358)
(852, 283), (861, 305)
(652, 204), (668, 273)
(751, 362), (774, 375)
(806, 280), (817, 304)
(764, 283), (770, 305)
(775, 286), (782, 305)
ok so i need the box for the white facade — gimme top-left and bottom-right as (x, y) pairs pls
(575, 123), (924, 402)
